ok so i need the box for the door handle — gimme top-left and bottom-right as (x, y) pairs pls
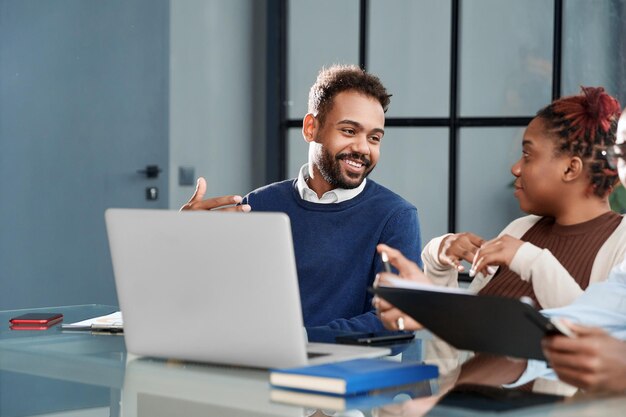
(137, 165), (162, 179)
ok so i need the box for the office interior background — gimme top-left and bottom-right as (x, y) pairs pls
(1, 0), (625, 311)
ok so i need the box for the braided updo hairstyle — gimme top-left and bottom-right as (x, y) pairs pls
(536, 86), (621, 197)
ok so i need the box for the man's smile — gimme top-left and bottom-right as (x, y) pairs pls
(337, 153), (370, 174)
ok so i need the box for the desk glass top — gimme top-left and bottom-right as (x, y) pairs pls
(0, 305), (624, 417)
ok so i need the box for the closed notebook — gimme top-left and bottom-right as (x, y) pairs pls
(269, 358), (438, 395)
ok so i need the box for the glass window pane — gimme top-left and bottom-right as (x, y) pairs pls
(562, 0), (626, 103)
(287, 127), (308, 179)
(459, 0), (553, 117)
(368, 0), (451, 117)
(287, 0), (359, 119)
(370, 128), (449, 245)
(457, 128), (525, 240)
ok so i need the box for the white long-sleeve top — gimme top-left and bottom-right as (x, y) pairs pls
(421, 215), (626, 309)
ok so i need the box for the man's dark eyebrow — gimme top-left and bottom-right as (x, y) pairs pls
(337, 119), (363, 129)
(336, 119), (385, 135)
(522, 139), (533, 147)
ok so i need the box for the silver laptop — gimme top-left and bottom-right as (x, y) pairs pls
(105, 209), (389, 368)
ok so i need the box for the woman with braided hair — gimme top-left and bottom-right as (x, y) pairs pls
(371, 89), (626, 396)
(375, 87), (626, 333)
(463, 86), (626, 309)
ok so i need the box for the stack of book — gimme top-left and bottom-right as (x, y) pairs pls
(269, 358), (438, 411)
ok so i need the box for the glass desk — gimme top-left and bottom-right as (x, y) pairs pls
(1, 305), (625, 417)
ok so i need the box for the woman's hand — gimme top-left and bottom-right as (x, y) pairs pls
(470, 234), (524, 277)
(372, 244), (434, 332)
(438, 232), (485, 271)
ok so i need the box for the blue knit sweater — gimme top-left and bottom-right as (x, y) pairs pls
(242, 179), (421, 339)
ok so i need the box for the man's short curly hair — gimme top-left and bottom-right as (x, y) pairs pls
(307, 64), (391, 126)
(537, 86), (621, 198)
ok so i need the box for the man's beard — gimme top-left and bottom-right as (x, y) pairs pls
(314, 145), (375, 189)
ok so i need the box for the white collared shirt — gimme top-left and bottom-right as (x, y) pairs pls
(296, 164), (367, 204)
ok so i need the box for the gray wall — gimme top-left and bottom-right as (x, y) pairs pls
(169, 0), (265, 207)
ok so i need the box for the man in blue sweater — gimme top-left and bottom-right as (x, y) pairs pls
(182, 65), (421, 340)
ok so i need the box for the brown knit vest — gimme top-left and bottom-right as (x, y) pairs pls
(478, 212), (622, 309)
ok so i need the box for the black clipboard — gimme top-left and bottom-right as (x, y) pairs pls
(372, 286), (566, 360)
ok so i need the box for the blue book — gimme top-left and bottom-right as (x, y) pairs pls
(269, 359), (438, 395)
(270, 380), (433, 411)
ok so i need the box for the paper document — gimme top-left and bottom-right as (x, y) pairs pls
(381, 277), (476, 295)
(61, 311), (123, 331)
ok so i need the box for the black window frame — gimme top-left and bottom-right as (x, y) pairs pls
(266, 0), (563, 233)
